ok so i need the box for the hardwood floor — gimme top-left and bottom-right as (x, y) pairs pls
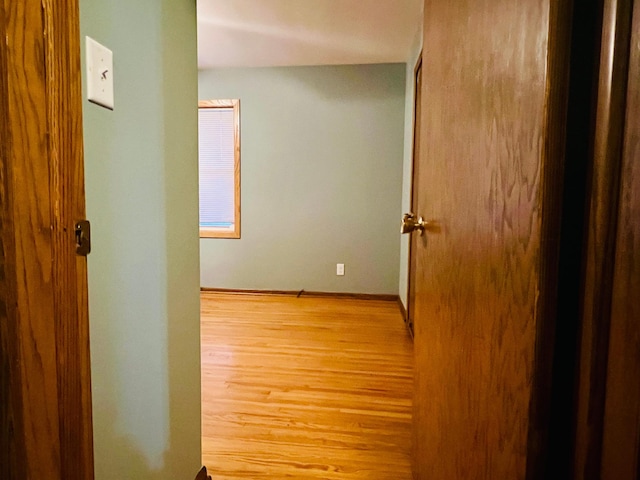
(201, 292), (413, 479)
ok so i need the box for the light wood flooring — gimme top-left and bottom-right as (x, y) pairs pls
(201, 292), (414, 479)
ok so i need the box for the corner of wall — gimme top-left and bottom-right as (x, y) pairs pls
(80, 0), (201, 478)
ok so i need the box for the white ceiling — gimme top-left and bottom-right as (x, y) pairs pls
(197, 0), (423, 69)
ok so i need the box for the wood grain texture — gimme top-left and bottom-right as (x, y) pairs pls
(44, 0), (94, 478)
(574, 0), (634, 477)
(0, 3), (26, 478)
(599, 1), (640, 476)
(526, 0), (577, 477)
(0, 0), (93, 478)
(201, 292), (413, 479)
(413, 0), (554, 478)
(4, 0), (62, 477)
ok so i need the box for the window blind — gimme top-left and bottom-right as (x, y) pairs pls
(198, 107), (235, 228)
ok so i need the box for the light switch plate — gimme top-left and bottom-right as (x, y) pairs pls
(86, 36), (114, 110)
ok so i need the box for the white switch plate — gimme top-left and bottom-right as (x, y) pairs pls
(336, 263), (345, 276)
(86, 37), (114, 110)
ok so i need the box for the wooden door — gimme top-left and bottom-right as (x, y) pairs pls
(406, 56), (422, 336)
(574, 0), (640, 477)
(410, 0), (573, 477)
(599, 14), (640, 468)
(0, 1), (94, 479)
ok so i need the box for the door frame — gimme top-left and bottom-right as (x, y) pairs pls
(0, 1), (93, 479)
(405, 51), (423, 336)
(574, 0), (640, 477)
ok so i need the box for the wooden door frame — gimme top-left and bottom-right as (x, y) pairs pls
(574, 0), (639, 477)
(598, 0), (640, 470)
(405, 51), (423, 336)
(0, 1), (93, 479)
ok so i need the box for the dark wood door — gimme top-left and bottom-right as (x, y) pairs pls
(600, 35), (640, 472)
(574, 0), (640, 477)
(0, 0), (94, 478)
(598, 1), (640, 468)
(410, 0), (572, 477)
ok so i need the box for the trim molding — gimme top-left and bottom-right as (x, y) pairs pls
(397, 297), (413, 339)
(397, 297), (408, 322)
(200, 287), (399, 302)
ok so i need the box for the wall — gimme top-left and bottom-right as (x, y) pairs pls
(79, 1), (201, 478)
(199, 64), (405, 294)
(398, 24), (423, 309)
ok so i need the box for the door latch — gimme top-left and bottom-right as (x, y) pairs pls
(75, 220), (91, 256)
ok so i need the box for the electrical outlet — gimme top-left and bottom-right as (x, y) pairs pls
(336, 263), (345, 276)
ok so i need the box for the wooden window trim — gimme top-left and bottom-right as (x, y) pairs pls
(198, 99), (241, 239)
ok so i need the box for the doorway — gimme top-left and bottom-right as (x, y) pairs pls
(195, 2), (423, 476)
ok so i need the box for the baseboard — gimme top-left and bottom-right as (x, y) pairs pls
(397, 297), (408, 322)
(200, 287), (399, 302)
(397, 297), (414, 339)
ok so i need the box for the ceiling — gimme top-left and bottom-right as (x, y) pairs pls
(197, 0), (423, 69)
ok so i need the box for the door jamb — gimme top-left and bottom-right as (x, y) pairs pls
(405, 51), (423, 337)
(0, 1), (93, 478)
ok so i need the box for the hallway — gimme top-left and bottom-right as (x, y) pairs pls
(201, 292), (413, 479)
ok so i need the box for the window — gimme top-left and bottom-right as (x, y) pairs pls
(198, 99), (240, 238)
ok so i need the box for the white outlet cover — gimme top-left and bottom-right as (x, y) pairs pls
(86, 37), (114, 110)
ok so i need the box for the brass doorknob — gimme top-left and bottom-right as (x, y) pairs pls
(401, 213), (440, 235)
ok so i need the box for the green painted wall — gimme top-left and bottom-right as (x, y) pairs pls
(79, 1), (201, 478)
(199, 64), (405, 294)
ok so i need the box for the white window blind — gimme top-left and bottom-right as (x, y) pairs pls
(198, 107), (235, 229)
